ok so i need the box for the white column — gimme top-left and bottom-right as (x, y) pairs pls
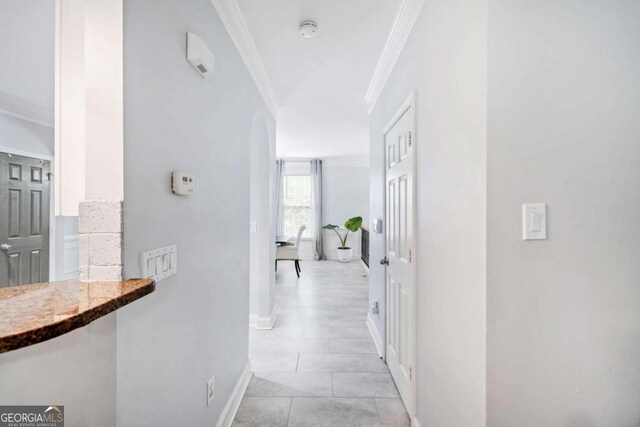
(83, 0), (123, 201)
(78, 0), (124, 281)
(55, 0), (85, 216)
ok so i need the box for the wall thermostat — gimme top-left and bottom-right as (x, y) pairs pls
(172, 172), (195, 195)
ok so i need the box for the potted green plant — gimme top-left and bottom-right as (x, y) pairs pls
(323, 216), (363, 262)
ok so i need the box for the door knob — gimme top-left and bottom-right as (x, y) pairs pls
(0, 244), (11, 251)
(380, 257), (389, 266)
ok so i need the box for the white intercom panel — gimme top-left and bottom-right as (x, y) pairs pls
(172, 172), (195, 195)
(187, 32), (215, 79)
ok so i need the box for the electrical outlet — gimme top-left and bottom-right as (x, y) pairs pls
(207, 374), (215, 406)
(372, 301), (379, 315)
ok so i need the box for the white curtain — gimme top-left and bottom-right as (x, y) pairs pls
(275, 159), (285, 236)
(310, 159), (325, 260)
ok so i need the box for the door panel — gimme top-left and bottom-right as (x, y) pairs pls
(399, 283), (408, 366)
(31, 190), (43, 235)
(8, 189), (21, 237)
(30, 250), (41, 283)
(9, 164), (21, 181)
(31, 166), (43, 183)
(388, 144), (396, 169)
(387, 181), (396, 254)
(398, 175), (408, 260)
(8, 253), (20, 286)
(0, 152), (50, 287)
(399, 132), (408, 161)
(388, 275), (397, 350)
(384, 99), (415, 416)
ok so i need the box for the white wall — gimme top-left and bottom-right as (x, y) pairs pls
(486, 1), (640, 425)
(0, 315), (117, 426)
(0, 114), (53, 158)
(2, 0), (269, 424)
(0, 3), (108, 425)
(0, 0), (54, 157)
(370, 1), (640, 426)
(0, 0), (54, 109)
(250, 112), (277, 325)
(323, 165), (369, 227)
(368, 0), (487, 425)
(119, 0), (274, 425)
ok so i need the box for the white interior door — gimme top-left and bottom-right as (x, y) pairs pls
(384, 94), (415, 416)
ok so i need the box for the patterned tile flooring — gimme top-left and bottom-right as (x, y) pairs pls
(233, 260), (409, 426)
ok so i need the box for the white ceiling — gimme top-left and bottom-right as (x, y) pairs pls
(237, 0), (403, 160)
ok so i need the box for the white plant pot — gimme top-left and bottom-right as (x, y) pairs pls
(336, 247), (353, 263)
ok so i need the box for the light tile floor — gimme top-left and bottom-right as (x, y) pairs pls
(233, 260), (410, 427)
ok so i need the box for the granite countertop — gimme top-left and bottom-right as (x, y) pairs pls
(0, 278), (155, 353)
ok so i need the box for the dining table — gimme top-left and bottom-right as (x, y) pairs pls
(275, 235), (293, 246)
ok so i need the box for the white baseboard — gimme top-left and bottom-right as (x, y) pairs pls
(215, 361), (252, 427)
(248, 313), (258, 328)
(255, 304), (278, 330)
(366, 312), (384, 359)
(411, 415), (422, 427)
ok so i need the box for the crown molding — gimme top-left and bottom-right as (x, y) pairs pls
(0, 92), (54, 128)
(365, 0), (425, 115)
(211, 0), (279, 119)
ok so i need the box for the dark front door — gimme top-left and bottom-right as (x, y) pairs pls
(0, 152), (50, 287)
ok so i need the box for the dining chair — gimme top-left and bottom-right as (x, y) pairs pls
(275, 225), (306, 277)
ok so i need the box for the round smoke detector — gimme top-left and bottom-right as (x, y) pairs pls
(299, 21), (318, 38)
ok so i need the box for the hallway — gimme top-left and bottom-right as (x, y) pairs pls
(234, 261), (410, 426)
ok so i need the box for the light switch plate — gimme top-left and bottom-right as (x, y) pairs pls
(522, 204), (547, 240)
(372, 218), (383, 234)
(140, 245), (178, 281)
(207, 374), (215, 406)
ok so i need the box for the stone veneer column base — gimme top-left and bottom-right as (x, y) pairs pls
(79, 200), (124, 281)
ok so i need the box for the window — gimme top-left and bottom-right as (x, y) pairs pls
(283, 174), (313, 239)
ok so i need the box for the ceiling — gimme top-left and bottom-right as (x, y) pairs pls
(237, 0), (404, 160)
